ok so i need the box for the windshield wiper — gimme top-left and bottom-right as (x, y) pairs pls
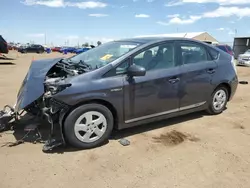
(64, 58), (91, 69)
(78, 60), (92, 70)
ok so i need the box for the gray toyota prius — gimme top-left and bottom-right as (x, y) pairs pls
(0, 37), (238, 151)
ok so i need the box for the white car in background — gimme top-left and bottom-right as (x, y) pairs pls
(237, 49), (250, 66)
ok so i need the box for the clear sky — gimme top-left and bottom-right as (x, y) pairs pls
(1, 0), (249, 46)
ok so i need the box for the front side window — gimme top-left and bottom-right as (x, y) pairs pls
(180, 42), (208, 64)
(132, 42), (175, 71)
(69, 41), (141, 70)
(103, 59), (130, 77)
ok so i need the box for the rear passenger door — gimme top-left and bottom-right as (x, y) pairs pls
(177, 41), (217, 109)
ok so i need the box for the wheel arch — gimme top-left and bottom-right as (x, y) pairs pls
(214, 82), (231, 101)
(60, 99), (119, 132)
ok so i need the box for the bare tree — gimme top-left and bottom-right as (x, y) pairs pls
(82, 42), (89, 47)
(97, 41), (102, 46)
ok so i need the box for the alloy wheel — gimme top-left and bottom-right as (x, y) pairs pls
(74, 111), (107, 143)
(212, 89), (227, 111)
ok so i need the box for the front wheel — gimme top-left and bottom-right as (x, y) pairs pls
(63, 104), (114, 149)
(207, 86), (229, 115)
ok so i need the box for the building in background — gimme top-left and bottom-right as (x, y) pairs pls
(233, 36), (250, 59)
(135, 32), (219, 45)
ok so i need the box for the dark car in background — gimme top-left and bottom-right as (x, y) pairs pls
(0, 35), (8, 54)
(215, 44), (234, 56)
(0, 37), (238, 151)
(18, 44), (45, 53)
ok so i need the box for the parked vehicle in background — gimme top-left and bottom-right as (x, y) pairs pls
(51, 47), (61, 52)
(215, 44), (234, 56)
(74, 47), (91, 54)
(0, 37), (238, 151)
(18, 44), (45, 53)
(59, 47), (77, 53)
(7, 43), (18, 51)
(18, 44), (28, 50)
(237, 49), (250, 66)
(0, 35), (8, 54)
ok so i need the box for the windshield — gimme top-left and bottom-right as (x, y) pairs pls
(69, 41), (141, 69)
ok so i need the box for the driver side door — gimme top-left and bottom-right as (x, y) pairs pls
(123, 41), (181, 124)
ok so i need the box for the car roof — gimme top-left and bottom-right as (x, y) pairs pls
(114, 37), (202, 44)
(216, 44), (231, 47)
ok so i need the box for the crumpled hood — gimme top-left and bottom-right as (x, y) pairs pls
(15, 57), (63, 111)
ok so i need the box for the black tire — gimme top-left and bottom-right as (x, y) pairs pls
(206, 86), (229, 115)
(63, 103), (114, 149)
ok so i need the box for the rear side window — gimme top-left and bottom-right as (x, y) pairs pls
(180, 42), (208, 64)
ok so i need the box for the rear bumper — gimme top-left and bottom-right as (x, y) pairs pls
(229, 76), (238, 101)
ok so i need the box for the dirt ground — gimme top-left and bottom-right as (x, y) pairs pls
(0, 51), (250, 188)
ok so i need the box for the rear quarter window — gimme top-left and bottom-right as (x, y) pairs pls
(207, 47), (219, 60)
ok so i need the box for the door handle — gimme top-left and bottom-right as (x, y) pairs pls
(207, 68), (215, 74)
(168, 77), (180, 84)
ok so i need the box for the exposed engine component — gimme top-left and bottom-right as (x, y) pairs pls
(44, 59), (91, 97)
(0, 57), (93, 152)
(46, 59), (92, 79)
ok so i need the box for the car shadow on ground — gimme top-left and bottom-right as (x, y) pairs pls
(110, 111), (206, 140)
(1, 110), (209, 153)
(0, 56), (16, 65)
(0, 62), (16, 65)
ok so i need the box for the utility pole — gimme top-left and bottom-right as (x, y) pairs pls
(44, 32), (46, 45)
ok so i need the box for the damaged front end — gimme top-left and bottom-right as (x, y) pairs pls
(0, 57), (91, 152)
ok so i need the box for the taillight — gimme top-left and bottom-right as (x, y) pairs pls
(231, 56), (237, 74)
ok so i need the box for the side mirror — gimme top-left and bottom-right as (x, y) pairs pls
(127, 64), (146, 77)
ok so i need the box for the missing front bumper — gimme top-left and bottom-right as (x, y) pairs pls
(0, 103), (67, 152)
(0, 105), (17, 131)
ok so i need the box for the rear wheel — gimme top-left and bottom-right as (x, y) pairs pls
(64, 104), (114, 149)
(207, 86), (228, 115)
